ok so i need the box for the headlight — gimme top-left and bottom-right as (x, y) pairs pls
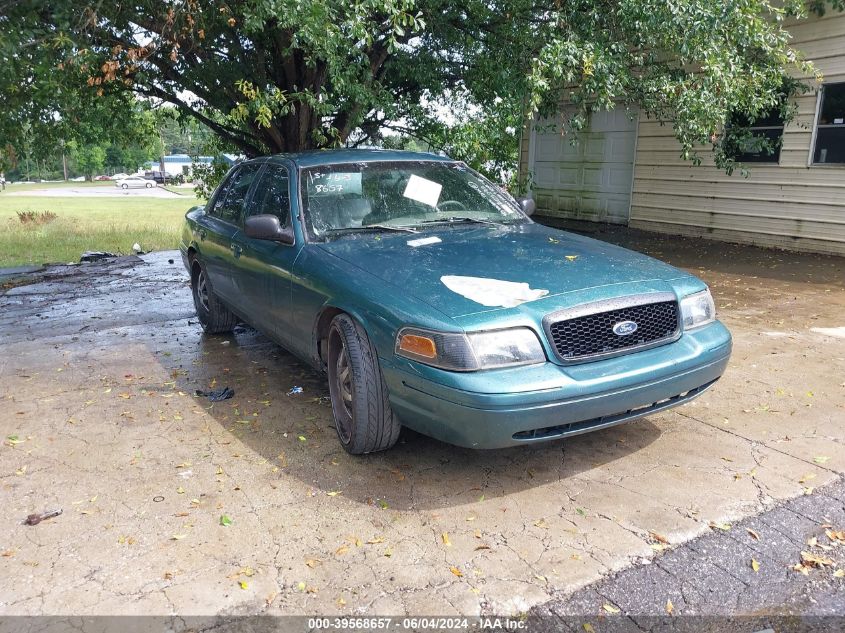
(395, 327), (545, 371)
(680, 290), (716, 330)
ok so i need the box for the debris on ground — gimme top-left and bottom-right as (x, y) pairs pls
(80, 251), (118, 262)
(194, 386), (234, 402)
(287, 386), (304, 396)
(23, 509), (63, 525)
(132, 243), (144, 254)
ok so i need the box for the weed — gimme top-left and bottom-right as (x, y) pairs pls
(16, 210), (58, 225)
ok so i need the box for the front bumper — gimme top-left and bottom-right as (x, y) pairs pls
(381, 321), (731, 449)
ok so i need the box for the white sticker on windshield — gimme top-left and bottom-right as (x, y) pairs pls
(308, 172), (362, 196)
(440, 276), (549, 308)
(403, 174), (442, 207)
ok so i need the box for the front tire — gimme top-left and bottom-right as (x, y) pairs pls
(327, 314), (400, 454)
(121, 183), (128, 189)
(146, 182), (153, 188)
(190, 257), (238, 334)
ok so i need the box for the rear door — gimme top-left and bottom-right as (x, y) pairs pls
(231, 163), (300, 343)
(200, 163), (262, 304)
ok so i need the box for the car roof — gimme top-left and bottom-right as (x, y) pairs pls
(256, 149), (455, 169)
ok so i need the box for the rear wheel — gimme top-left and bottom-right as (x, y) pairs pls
(190, 257), (238, 334)
(327, 314), (400, 454)
(146, 182), (153, 188)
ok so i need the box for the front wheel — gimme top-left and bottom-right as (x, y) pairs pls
(327, 314), (400, 454)
(121, 183), (128, 189)
(146, 182), (153, 188)
(190, 257), (238, 334)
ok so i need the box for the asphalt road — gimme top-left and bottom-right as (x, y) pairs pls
(532, 476), (845, 631)
(4, 184), (186, 198)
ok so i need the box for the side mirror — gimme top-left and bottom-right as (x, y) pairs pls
(244, 214), (295, 245)
(516, 196), (536, 217)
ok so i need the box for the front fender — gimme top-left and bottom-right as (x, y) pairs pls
(292, 246), (461, 370)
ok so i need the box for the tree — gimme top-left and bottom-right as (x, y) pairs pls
(0, 144), (17, 175)
(68, 142), (107, 180)
(1, 0), (842, 174)
(158, 112), (216, 155)
(105, 144), (152, 174)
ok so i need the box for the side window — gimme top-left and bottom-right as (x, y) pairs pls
(245, 165), (291, 225)
(812, 82), (845, 164)
(216, 163), (262, 223)
(207, 169), (236, 217)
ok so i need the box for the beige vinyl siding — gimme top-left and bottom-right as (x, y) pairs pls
(519, 123), (531, 184)
(629, 12), (845, 255)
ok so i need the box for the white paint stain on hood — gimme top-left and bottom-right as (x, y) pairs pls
(440, 275), (549, 308)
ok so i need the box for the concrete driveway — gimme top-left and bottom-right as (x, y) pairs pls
(1, 229), (844, 616)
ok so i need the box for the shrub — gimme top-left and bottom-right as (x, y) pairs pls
(16, 210), (58, 225)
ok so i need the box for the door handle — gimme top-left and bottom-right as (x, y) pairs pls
(230, 243), (242, 258)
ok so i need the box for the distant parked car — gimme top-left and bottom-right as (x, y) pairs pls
(94, 175), (111, 181)
(144, 170), (167, 184)
(70, 176), (86, 182)
(115, 176), (154, 189)
(112, 172), (130, 180)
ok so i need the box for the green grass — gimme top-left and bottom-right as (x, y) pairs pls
(0, 194), (205, 267)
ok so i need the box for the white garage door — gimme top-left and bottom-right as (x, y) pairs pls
(529, 107), (638, 224)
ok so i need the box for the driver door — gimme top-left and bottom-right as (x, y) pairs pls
(200, 163), (262, 304)
(230, 163), (300, 344)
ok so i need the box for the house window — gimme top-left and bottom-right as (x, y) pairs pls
(724, 108), (785, 163)
(812, 82), (845, 164)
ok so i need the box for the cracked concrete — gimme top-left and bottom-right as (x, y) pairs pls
(1, 226), (844, 616)
(531, 476), (845, 629)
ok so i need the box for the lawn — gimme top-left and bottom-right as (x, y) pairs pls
(0, 193), (204, 267)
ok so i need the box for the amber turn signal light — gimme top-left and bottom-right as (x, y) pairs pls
(398, 333), (438, 359)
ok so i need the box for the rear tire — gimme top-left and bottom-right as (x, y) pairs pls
(146, 182), (153, 188)
(327, 314), (400, 454)
(190, 257), (238, 334)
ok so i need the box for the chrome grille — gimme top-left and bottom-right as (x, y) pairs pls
(547, 299), (680, 361)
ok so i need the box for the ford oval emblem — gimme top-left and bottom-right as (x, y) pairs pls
(612, 320), (638, 336)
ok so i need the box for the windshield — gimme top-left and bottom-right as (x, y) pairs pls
(300, 160), (526, 239)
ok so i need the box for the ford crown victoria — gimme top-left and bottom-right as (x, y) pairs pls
(180, 150), (731, 453)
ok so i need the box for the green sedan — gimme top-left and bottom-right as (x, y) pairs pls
(180, 150), (731, 453)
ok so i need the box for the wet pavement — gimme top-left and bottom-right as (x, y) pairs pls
(1, 229), (844, 616)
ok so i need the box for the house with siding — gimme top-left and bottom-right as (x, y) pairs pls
(519, 10), (845, 256)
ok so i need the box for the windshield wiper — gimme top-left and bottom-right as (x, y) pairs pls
(325, 224), (418, 237)
(419, 217), (498, 227)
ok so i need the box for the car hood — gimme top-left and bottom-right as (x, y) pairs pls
(316, 222), (692, 319)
